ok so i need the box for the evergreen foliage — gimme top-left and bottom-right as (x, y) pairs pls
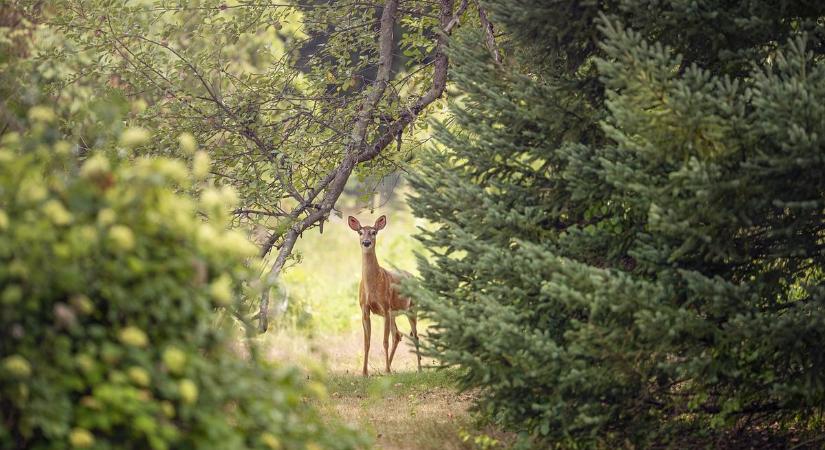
(408, 0), (825, 446)
(0, 18), (363, 450)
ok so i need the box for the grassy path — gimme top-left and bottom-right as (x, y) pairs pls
(320, 370), (479, 450)
(265, 330), (508, 449)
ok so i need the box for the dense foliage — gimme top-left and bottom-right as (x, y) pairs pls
(408, 0), (825, 447)
(42, 0), (442, 222)
(24, 0), (470, 329)
(0, 14), (363, 450)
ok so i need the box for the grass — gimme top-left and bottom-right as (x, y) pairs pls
(316, 369), (500, 450)
(264, 329), (511, 450)
(325, 368), (460, 397)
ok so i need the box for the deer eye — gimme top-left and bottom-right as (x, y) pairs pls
(370, 230), (376, 236)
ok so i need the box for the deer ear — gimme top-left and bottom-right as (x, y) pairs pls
(347, 216), (362, 231)
(374, 215), (387, 231)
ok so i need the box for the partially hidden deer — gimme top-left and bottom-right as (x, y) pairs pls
(348, 215), (421, 376)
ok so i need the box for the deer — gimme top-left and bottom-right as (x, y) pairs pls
(348, 214), (422, 376)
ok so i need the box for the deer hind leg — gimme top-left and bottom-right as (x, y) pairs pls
(383, 312), (392, 373)
(362, 308), (371, 377)
(388, 316), (402, 370)
(408, 312), (422, 372)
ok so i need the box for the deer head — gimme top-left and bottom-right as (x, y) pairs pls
(348, 215), (387, 251)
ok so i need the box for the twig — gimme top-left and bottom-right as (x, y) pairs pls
(474, 0), (501, 63)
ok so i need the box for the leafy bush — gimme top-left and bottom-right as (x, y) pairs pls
(408, 0), (825, 447)
(0, 10), (365, 447)
(0, 110), (364, 449)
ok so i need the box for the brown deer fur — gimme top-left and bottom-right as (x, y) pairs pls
(348, 215), (421, 376)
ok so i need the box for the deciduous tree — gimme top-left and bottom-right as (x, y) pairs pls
(35, 0), (494, 330)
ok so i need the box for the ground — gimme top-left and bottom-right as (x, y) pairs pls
(263, 201), (511, 449)
(265, 328), (510, 450)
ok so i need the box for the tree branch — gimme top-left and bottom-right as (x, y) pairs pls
(258, 228), (299, 332)
(358, 0), (457, 163)
(444, 0), (469, 34)
(258, 0), (465, 332)
(474, 0), (501, 63)
(258, 0), (402, 331)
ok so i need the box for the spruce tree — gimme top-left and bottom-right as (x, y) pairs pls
(408, 0), (825, 446)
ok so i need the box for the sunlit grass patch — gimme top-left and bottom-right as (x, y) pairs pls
(262, 318), (512, 449)
(325, 367), (463, 399)
(312, 368), (511, 450)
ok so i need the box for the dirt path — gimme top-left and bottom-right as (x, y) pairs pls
(266, 328), (431, 375)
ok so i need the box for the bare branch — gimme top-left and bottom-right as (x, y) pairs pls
(359, 0), (457, 163)
(444, 0), (469, 34)
(258, 227), (299, 333)
(347, 0), (400, 153)
(475, 0), (501, 63)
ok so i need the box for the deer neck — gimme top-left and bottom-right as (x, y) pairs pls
(361, 249), (383, 290)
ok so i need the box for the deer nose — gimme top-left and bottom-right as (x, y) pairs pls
(362, 240), (372, 247)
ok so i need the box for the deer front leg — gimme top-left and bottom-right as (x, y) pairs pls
(388, 316), (402, 369)
(383, 312), (391, 373)
(362, 308), (371, 377)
